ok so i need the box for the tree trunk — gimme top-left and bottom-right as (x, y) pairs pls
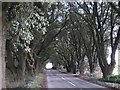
(66, 68), (71, 73)
(87, 54), (97, 74)
(35, 58), (39, 74)
(27, 52), (35, 76)
(72, 61), (76, 74)
(101, 64), (115, 78)
(66, 64), (71, 72)
(18, 46), (26, 82)
(101, 47), (116, 78)
(79, 61), (85, 75)
(97, 46), (115, 78)
(21, 52), (26, 81)
(0, 15), (6, 89)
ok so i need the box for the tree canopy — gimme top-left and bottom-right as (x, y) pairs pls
(2, 2), (120, 88)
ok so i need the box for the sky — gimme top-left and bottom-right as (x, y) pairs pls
(46, 62), (53, 69)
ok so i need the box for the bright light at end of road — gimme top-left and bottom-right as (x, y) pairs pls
(46, 62), (53, 69)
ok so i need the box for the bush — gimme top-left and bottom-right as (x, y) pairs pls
(98, 74), (120, 84)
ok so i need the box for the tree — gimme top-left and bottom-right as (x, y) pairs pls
(75, 2), (120, 78)
(4, 2), (49, 84)
(4, 2), (69, 87)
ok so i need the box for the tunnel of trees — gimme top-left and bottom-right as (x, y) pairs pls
(0, 2), (120, 88)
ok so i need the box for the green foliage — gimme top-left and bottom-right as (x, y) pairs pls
(7, 3), (49, 53)
(98, 75), (120, 84)
(5, 3), (50, 82)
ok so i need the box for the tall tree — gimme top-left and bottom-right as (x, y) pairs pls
(75, 2), (120, 78)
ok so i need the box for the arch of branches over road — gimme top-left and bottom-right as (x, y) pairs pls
(1, 2), (120, 88)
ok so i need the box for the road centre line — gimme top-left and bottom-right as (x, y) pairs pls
(67, 81), (76, 86)
(59, 76), (76, 86)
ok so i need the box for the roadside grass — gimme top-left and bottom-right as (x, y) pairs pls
(24, 73), (44, 88)
(98, 74), (120, 84)
(72, 72), (120, 89)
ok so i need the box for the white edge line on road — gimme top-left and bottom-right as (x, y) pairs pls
(67, 81), (76, 86)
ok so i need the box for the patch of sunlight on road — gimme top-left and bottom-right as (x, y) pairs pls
(45, 62), (53, 69)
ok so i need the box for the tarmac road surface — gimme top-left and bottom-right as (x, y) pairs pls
(47, 69), (111, 90)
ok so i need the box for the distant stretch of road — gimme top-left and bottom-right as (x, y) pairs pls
(47, 69), (111, 90)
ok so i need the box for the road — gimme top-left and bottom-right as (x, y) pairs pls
(47, 69), (111, 90)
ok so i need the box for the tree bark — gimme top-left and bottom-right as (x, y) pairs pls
(17, 46), (26, 82)
(35, 58), (39, 74)
(27, 52), (35, 76)
(66, 64), (71, 73)
(72, 62), (76, 74)
(1, 13), (6, 89)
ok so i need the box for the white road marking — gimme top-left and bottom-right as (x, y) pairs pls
(75, 78), (80, 80)
(60, 76), (76, 86)
(67, 81), (76, 86)
(61, 77), (65, 80)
